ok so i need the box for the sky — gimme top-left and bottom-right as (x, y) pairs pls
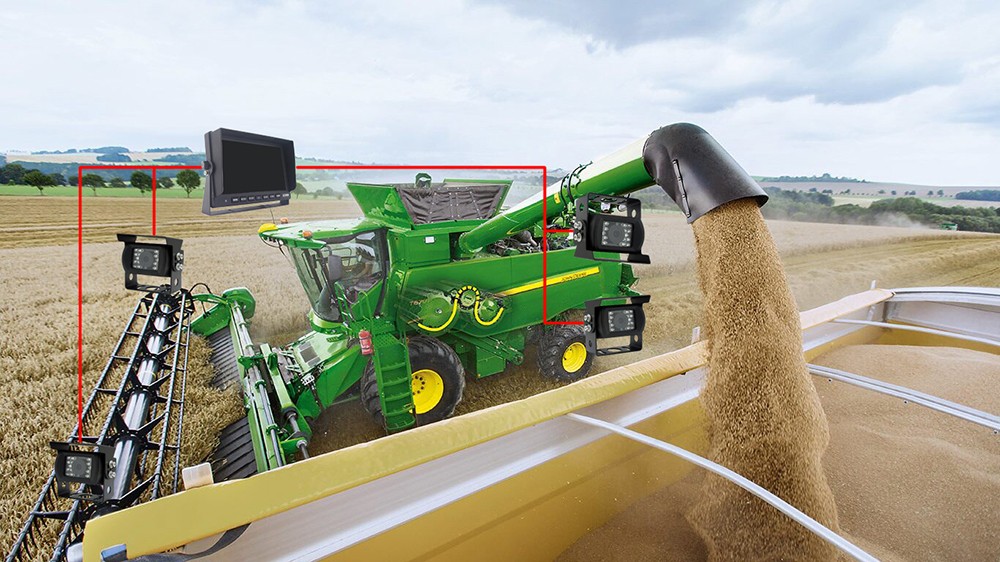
(1, 0), (998, 185)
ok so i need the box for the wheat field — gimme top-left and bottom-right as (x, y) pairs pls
(1, 196), (998, 555)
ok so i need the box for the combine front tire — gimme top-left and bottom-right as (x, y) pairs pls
(361, 336), (465, 428)
(538, 325), (594, 381)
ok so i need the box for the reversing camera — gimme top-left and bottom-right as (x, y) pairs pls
(51, 441), (115, 502)
(117, 233), (184, 292)
(573, 193), (649, 263)
(584, 295), (650, 356)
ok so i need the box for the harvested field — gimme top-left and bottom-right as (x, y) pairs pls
(1, 194), (998, 555)
(0, 195), (361, 248)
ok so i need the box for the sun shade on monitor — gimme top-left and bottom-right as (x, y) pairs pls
(396, 183), (508, 224)
(202, 128), (296, 215)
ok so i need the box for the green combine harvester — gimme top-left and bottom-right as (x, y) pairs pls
(193, 175), (643, 476)
(191, 123), (767, 477)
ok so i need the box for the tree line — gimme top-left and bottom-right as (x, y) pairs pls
(759, 187), (1000, 233)
(0, 163), (200, 196)
(760, 173), (864, 183)
(955, 189), (1000, 202)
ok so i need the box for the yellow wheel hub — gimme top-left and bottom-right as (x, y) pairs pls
(411, 368), (445, 414)
(562, 342), (588, 373)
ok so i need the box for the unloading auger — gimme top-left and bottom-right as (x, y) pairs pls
(9, 123), (767, 562)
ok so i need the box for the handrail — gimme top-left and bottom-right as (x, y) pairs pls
(564, 412), (879, 562)
(831, 318), (1000, 347)
(808, 364), (1000, 433)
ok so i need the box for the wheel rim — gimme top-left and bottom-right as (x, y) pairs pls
(561, 342), (588, 373)
(411, 368), (445, 414)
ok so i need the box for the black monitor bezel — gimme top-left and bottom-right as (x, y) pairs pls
(202, 128), (296, 216)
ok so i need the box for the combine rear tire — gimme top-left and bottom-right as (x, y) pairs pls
(538, 325), (593, 381)
(361, 336), (465, 428)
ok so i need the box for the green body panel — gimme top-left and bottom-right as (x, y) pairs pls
(348, 183), (414, 229)
(190, 287), (255, 336)
(398, 247), (625, 336)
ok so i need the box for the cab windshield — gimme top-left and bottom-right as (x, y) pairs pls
(286, 230), (386, 322)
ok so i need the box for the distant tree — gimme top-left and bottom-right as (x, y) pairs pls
(293, 181), (307, 199)
(81, 173), (105, 187)
(109, 177), (126, 188)
(82, 173), (105, 196)
(877, 189), (885, 195)
(890, 190), (897, 196)
(937, 189), (945, 197)
(312, 192), (319, 200)
(131, 171), (153, 194)
(23, 169), (56, 195)
(0, 163), (27, 184)
(175, 169), (200, 198)
(927, 190), (935, 197)
(49, 172), (67, 186)
(808, 187), (817, 193)
(319, 186), (335, 197)
(158, 176), (174, 189)
(843, 188), (851, 195)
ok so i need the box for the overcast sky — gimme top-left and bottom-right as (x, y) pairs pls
(2, 0), (998, 185)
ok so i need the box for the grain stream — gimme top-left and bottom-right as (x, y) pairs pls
(688, 198), (841, 560)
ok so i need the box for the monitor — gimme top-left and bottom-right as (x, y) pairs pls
(202, 128), (296, 215)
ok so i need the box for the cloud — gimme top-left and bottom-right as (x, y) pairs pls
(0, 0), (999, 185)
(471, 0), (746, 47)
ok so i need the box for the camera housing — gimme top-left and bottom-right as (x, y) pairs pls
(584, 295), (650, 356)
(117, 234), (184, 292)
(51, 441), (115, 502)
(573, 193), (649, 263)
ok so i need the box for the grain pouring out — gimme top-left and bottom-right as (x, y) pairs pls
(689, 198), (841, 560)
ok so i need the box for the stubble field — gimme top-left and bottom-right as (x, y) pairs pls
(1, 195), (999, 554)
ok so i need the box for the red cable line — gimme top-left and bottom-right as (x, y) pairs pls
(75, 164), (199, 441)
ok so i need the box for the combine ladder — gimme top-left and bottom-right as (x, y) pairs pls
(371, 324), (416, 432)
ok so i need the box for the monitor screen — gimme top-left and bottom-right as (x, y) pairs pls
(220, 140), (288, 194)
(202, 128), (296, 215)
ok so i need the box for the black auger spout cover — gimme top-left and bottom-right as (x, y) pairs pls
(642, 122), (768, 223)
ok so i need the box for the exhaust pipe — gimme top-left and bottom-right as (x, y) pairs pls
(642, 123), (767, 223)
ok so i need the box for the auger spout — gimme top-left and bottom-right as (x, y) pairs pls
(456, 123), (767, 254)
(642, 123), (767, 222)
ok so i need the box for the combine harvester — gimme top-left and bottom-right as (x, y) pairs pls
(9, 125), (998, 561)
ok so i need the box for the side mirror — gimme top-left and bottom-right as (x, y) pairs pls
(327, 254), (344, 285)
